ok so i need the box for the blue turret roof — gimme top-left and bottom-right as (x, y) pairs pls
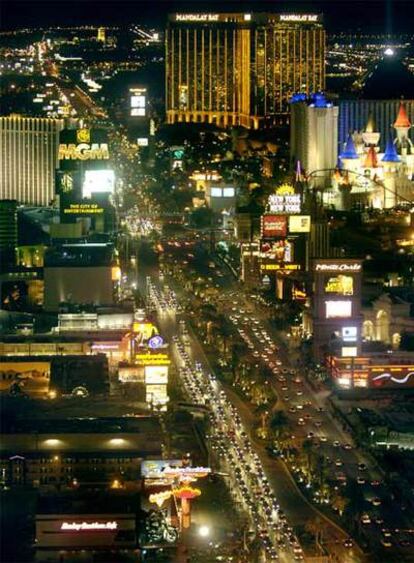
(382, 135), (401, 163)
(340, 135), (359, 159)
(290, 92), (307, 104)
(310, 92), (330, 108)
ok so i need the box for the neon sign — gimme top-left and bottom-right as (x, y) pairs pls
(315, 263), (361, 272)
(149, 491), (173, 507)
(148, 335), (165, 349)
(61, 521), (118, 531)
(372, 372), (414, 385)
(268, 187), (301, 214)
(58, 143), (110, 161)
(279, 14), (319, 22)
(173, 486), (201, 499)
(175, 14), (219, 22)
(136, 353), (171, 366)
(162, 466), (211, 478)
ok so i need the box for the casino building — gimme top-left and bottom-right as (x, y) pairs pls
(0, 116), (64, 206)
(166, 13), (325, 128)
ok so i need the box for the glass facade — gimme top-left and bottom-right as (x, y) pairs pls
(166, 13), (325, 128)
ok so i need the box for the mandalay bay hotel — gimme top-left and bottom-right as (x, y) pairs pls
(166, 12), (325, 129)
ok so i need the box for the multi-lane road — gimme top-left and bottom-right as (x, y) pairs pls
(147, 278), (301, 562)
(131, 235), (412, 562)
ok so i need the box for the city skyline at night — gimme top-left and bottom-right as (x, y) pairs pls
(2, 0), (414, 33)
(1, 1), (414, 562)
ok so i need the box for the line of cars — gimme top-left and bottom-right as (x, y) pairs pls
(165, 315), (305, 562)
(224, 293), (414, 557)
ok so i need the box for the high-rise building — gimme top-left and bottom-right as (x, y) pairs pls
(290, 93), (338, 186)
(0, 199), (17, 270)
(0, 116), (64, 206)
(97, 26), (106, 43)
(166, 13), (325, 128)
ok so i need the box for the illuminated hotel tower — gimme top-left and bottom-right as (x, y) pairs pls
(97, 27), (106, 43)
(166, 13), (325, 128)
(0, 116), (64, 206)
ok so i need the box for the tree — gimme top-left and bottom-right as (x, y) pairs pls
(343, 480), (368, 533)
(190, 207), (214, 229)
(302, 439), (314, 477)
(217, 314), (234, 354)
(231, 341), (249, 377)
(255, 403), (270, 435)
(269, 410), (288, 438)
(314, 454), (328, 488)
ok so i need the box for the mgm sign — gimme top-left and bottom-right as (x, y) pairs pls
(58, 143), (110, 161)
(58, 128), (110, 161)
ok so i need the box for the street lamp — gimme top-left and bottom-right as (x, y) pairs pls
(198, 525), (210, 538)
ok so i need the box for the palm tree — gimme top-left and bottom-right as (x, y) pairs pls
(343, 480), (367, 534)
(255, 403), (270, 435)
(302, 439), (314, 478)
(269, 411), (288, 439)
(217, 314), (234, 355)
(314, 454), (328, 488)
(231, 341), (249, 378)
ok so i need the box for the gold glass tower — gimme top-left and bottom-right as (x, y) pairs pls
(0, 116), (64, 206)
(166, 13), (325, 128)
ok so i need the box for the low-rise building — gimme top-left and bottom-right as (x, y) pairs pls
(35, 491), (141, 562)
(0, 417), (163, 488)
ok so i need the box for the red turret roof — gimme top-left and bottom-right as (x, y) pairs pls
(363, 146), (378, 168)
(394, 103), (411, 128)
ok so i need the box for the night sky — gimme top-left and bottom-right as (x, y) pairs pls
(1, 0), (414, 34)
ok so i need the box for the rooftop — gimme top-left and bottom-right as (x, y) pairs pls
(37, 491), (142, 515)
(44, 243), (115, 268)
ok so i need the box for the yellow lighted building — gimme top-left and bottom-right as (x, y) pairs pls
(97, 27), (106, 43)
(166, 13), (325, 128)
(0, 116), (64, 206)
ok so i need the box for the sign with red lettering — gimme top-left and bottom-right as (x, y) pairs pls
(261, 215), (287, 238)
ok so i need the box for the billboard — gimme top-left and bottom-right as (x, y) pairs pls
(130, 87), (147, 117)
(289, 215), (311, 233)
(341, 346), (358, 357)
(136, 353), (171, 366)
(146, 384), (168, 405)
(62, 203), (104, 215)
(260, 263), (300, 271)
(141, 459), (183, 479)
(58, 128), (110, 163)
(342, 326), (358, 342)
(222, 187), (235, 197)
(325, 300), (352, 319)
(83, 169), (115, 198)
(261, 240), (293, 262)
(145, 365), (168, 385)
(268, 185), (301, 214)
(261, 215), (287, 238)
(324, 275), (354, 296)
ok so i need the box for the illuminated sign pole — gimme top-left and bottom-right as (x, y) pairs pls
(146, 463), (211, 529)
(312, 259), (363, 364)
